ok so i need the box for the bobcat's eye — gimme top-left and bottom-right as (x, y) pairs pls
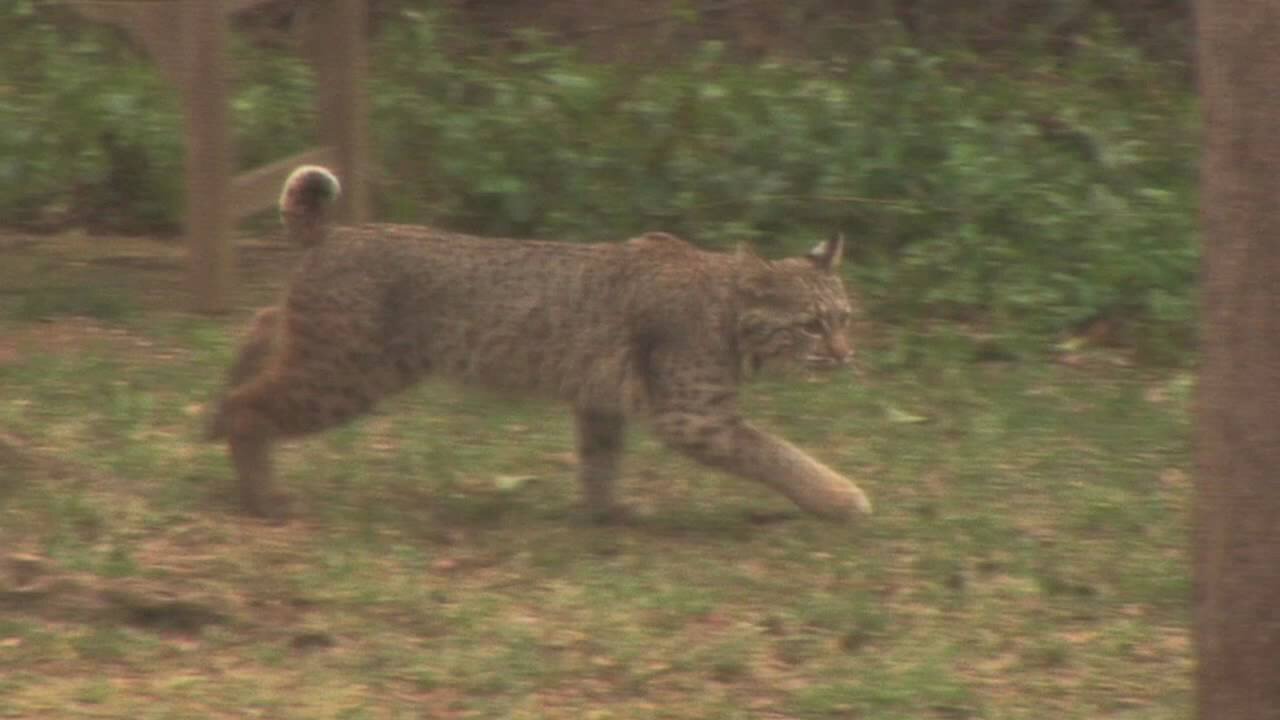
(799, 318), (825, 336)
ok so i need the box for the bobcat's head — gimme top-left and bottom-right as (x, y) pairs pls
(734, 234), (856, 373)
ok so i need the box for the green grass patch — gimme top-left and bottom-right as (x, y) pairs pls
(0, 296), (1192, 718)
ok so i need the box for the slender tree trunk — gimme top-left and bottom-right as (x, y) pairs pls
(1194, 2), (1280, 718)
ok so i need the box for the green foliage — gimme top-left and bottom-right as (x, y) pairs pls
(0, 5), (1197, 357)
(0, 2), (182, 232)
(374, 14), (1197, 359)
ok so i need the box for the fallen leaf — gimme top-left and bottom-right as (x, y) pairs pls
(494, 474), (536, 492)
(543, 452), (578, 468)
(1056, 336), (1087, 353)
(886, 406), (928, 424)
(1159, 468), (1188, 488)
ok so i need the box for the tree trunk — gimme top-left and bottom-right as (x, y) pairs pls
(1194, 1), (1280, 718)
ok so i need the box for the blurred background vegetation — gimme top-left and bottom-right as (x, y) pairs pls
(0, 0), (1197, 361)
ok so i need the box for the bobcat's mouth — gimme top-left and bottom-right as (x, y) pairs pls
(805, 353), (853, 371)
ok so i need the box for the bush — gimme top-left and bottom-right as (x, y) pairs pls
(371, 13), (1197, 357)
(0, 5), (1198, 359)
(0, 2), (181, 231)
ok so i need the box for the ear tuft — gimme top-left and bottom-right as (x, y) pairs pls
(807, 233), (845, 271)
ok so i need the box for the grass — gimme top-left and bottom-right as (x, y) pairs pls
(0, 233), (1192, 719)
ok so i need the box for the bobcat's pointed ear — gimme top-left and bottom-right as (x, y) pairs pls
(807, 233), (844, 271)
(735, 242), (763, 262)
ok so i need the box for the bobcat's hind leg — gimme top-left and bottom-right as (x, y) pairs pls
(226, 307), (282, 388)
(216, 344), (398, 518)
(574, 409), (629, 523)
(206, 307), (281, 441)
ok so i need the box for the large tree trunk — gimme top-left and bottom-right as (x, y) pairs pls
(1194, 2), (1280, 718)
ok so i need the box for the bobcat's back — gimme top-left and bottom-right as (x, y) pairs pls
(280, 226), (736, 411)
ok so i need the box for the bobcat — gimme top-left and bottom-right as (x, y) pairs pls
(207, 165), (872, 523)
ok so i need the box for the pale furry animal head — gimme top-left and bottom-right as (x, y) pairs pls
(735, 234), (856, 372)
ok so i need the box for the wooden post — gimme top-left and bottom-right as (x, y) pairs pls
(1194, 1), (1280, 716)
(309, 0), (370, 224)
(69, 0), (373, 312)
(182, 0), (233, 313)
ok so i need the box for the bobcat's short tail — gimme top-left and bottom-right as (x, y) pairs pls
(279, 165), (341, 247)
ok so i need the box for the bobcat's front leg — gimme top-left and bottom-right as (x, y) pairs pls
(646, 353), (871, 522)
(652, 411), (871, 521)
(574, 409), (629, 523)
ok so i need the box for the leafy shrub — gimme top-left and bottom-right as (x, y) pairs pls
(371, 14), (1197, 357)
(0, 5), (1198, 359)
(0, 2), (181, 231)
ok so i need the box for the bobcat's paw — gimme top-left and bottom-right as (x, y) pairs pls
(813, 482), (873, 523)
(849, 485), (873, 516)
